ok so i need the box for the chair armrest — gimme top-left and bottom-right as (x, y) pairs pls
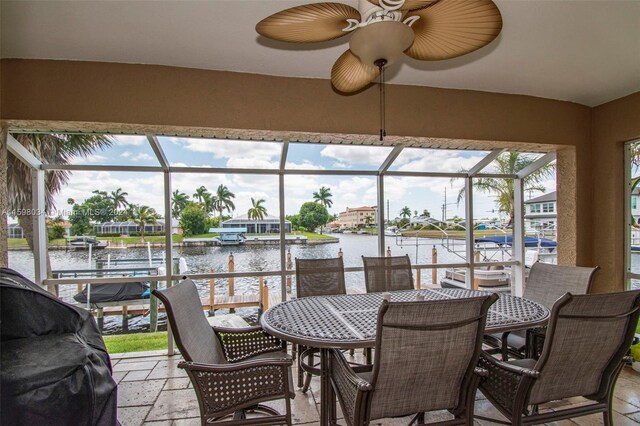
(329, 349), (372, 426)
(213, 326), (285, 362)
(478, 351), (539, 417)
(179, 358), (292, 419)
(480, 351), (540, 378)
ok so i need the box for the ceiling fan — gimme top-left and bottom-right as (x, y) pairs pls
(256, 0), (503, 93)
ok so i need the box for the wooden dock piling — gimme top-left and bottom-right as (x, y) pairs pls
(432, 246), (438, 286)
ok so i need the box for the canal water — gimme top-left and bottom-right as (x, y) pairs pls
(9, 234), (473, 333)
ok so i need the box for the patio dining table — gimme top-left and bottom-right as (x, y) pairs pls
(261, 288), (550, 426)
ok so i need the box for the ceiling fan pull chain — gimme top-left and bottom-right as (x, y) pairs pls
(379, 61), (387, 141)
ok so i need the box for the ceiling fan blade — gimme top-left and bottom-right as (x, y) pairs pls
(256, 3), (360, 43)
(404, 0), (502, 61)
(367, 0), (438, 11)
(331, 50), (380, 93)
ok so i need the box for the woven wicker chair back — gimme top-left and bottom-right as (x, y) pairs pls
(362, 255), (414, 293)
(295, 257), (346, 298)
(153, 278), (227, 364)
(524, 263), (598, 309)
(529, 290), (640, 405)
(368, 295), (497, 420)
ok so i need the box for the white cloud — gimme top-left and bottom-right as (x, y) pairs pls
(114, 135), (147, 146)
(131, 153), (154, 162)
(320, 145), (392, 167)
(72, 154), (108, 164)
(120, 151), (132, 158)
(285, 161), (325, 170)
(395, 150), (486, 173)
(178, 138), (282, 159)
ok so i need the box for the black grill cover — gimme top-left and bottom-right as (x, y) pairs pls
(0, 268), (119, 426)
(74, 281), (149, 304)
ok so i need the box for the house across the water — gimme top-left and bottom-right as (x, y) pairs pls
(222, 214), (291, 234)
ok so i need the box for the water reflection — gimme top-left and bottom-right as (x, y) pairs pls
(8, 234), (464, 333)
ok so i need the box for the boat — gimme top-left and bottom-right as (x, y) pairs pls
(209, 227), (247, 246)
(66, 236), (107, 250)
(343, 229), (353, 234)
(356, 230), (367, 234)
(384, 226), (399, 236)
(73, 281), (150, 305)
(440, 236), (557, 291)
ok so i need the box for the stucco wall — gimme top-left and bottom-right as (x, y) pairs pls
(1, 59), (603, 284)
(591, 92), (640, 292)
(0, 126), (7, 268)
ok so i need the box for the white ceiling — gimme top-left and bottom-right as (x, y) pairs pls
(2, 0), (639, 107)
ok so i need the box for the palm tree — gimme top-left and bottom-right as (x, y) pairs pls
(109, 187), (129, 211)
(456, 152), (555, 225)
(130, 204), (160, 242)
(193, 186), (210, 204)
(7, 133), (112, 284)
(248, 198), (267, 221)
(212, 184), (235, 227)
(171, 190), (190, 219)
(313, 186), (333, 208)
(400, 206), (412, 219)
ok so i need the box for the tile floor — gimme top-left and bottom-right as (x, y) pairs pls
(112, 350), (640, 426)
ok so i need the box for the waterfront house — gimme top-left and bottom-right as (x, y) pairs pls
(524, 192), (557, 235)
(222, 214), (291, 234)
(338, 206), (377, 229)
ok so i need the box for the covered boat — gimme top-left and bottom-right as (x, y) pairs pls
(73, 281), (150, 304)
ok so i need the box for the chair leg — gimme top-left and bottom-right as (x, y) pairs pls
(603, 409), (613, 426)
(365, 348), (373, 364)
(301, 369), (313, 393)
(297, 345), (306, 388)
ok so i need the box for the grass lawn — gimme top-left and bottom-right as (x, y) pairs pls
(103, 332), (168, 354)
(97, 235), (184, 244)
(291, 231), (336, 240)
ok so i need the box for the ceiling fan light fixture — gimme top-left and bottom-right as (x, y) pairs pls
(349, 20), (415, 68)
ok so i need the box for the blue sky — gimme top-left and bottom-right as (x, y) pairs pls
(48, 135), (556, 223)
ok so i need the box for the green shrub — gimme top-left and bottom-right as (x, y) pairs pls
(631, 344), (640, 362)
(128, 232), (165, 237)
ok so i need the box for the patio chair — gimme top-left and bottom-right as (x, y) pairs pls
(362, 254), (414, 293)
(478, 290), (640, 425)
(152, 278), (294, 426)
(330, 294), (498, 426)
(295, 257), (347, 393)
(485, 262), (599, 360)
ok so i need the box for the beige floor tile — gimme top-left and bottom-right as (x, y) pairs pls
(163, 377), (190, 390)
(113, 370), (128, 384)
(113, 353), (640, 425)
(172, 417), (201, 426)
(117, 406), (151, 426)
(627, 412), (640, 422)
(113, 361), (159, 372)
(264, 390), (318, 424)
(572, 411), (638, 426)
(615, 396), (640, 415)
(122, 370), (152, 381)
(145, 389), (199, 421)
(118, 379), (165, 407)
